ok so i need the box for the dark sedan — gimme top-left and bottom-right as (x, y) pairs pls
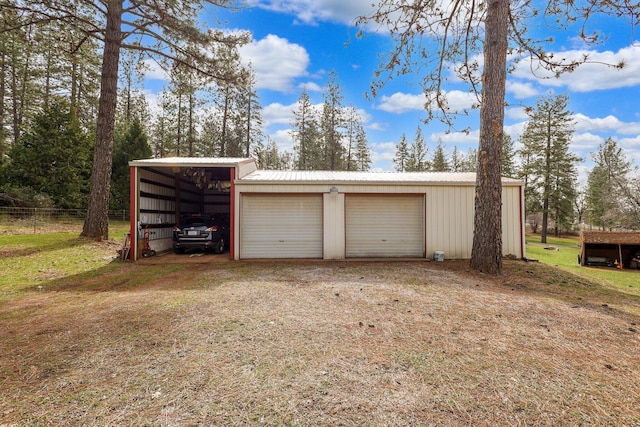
(172, 214), (229, 254)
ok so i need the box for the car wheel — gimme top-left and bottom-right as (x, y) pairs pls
(215, 239), (225, 254)
(174, 247), (185, 254)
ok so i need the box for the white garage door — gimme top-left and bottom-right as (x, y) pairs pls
(346, 194), (424, 258)
(240, 194), (323, 258)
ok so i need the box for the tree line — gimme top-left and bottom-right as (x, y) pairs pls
(0, 5), (370, 211)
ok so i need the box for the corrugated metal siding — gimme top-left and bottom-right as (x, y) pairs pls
(240, 194), (323, 258)
(425, 186), (475, 259)
(139, 169), (175, 226)
(345, 194), (424, 257)
(502, 186), (523, 257)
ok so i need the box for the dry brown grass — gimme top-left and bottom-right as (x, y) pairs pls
(1, 257), (639, 426)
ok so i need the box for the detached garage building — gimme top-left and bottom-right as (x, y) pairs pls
(128, 157), (525, 261)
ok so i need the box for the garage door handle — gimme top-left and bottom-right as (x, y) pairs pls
(279, 240), (285, 242)
(381, 239), (387, 242)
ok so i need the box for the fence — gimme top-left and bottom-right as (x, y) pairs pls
(0, 207), (130, 224)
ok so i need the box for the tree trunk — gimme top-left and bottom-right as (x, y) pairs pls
(81, 1), (122, 240)
(470, 0), (508, 275)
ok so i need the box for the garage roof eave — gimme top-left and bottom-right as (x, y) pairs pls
(236, 170), (523, 187)
(129, 157), (254, 168)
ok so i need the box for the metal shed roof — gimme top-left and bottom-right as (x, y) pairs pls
(129, 157), (254, 168)
(581, 231), (640, 245)
(238, 170), (523, 186)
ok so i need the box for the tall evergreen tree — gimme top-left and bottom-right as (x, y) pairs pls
(430, 141), (450, 172)
(502, 134), (518, 178)
(6, 99), (93, 208)
(353, 126), (372, 171)
(406, 127), (429, 171)
(586, 138), (634, 229)
(393, 133), (410, 172)
(291, 89), (321, 170)
(110, 118), (152, 211)
(320, 70), (345, 170)
(520, 94), (580, 241)
(450, 146), (463, 172)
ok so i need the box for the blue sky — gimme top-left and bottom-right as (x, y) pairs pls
(147, 1), (640, 180)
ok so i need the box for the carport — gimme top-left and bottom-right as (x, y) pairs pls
(579, 231), (640, 268)
(127, 157), (257, 261)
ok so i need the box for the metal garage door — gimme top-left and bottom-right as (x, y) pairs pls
(240, 194), (323, 258)
(346, 194), (424, 257)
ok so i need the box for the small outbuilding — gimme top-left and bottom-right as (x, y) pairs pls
(579, 231), (640, 268)
(127, 157), (526, 261)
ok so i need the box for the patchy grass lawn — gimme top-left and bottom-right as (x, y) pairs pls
(526, 234), (640, 297)
(1, 229), (639, 425)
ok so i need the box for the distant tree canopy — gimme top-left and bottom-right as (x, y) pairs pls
(290, 71), (371, 171)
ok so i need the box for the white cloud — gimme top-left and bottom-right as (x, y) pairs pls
(142, 59), (169, 81)
(370, 141), (397, 165)
(239, 34), (310, 92)
(506, 80), (541, 99)
(252, 0), (374, 25)
(262, 102), (296, 127)
(298, 81), (323, 92)
(506, 106), (529, 121)
(512, 44), (640, 92)
(574, 113), (640, 135)
(430, 130), (479, 147)
(377, 92), (425, 113)
(377, 89), (477, 115)
(270, 129), (295, 152)
(571, 132), (604, 151)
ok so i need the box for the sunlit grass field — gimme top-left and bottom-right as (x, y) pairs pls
(0, 220), (129, 302)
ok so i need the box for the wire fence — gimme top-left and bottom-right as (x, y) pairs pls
(0, 207), (129, 225)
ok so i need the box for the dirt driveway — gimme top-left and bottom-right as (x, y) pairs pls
(1, 259), (639, 426)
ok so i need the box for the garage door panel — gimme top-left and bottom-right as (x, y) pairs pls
(346, 195), (424, 258)
(241, 194), (322, 258)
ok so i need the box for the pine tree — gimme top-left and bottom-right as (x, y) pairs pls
(7, 99), (93, 208)
(502, 134), (517, 178)
(406, 127), (429, 171)
(111, 118), (152, 210)
(291, 89), (321, 170)
(353, 126), (372, 171)
(520, 94), (581, 241)
(393, 133), (410, 172)
(430, 141), (450, 172)
(586, 138), (634, 229)
(320, 70), (345, 170)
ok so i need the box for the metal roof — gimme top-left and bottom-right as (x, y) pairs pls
(129, 157), (254, 168)
(238, 170), (523, 186)
(127, 158), (523, 186)
(581, 231), (640, 245)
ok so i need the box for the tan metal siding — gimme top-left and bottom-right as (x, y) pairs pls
(425, 186), (475, 259)
(345, 194), (424, 257)
(240, 194), (323, 258)
(501, 186), (523, 258)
